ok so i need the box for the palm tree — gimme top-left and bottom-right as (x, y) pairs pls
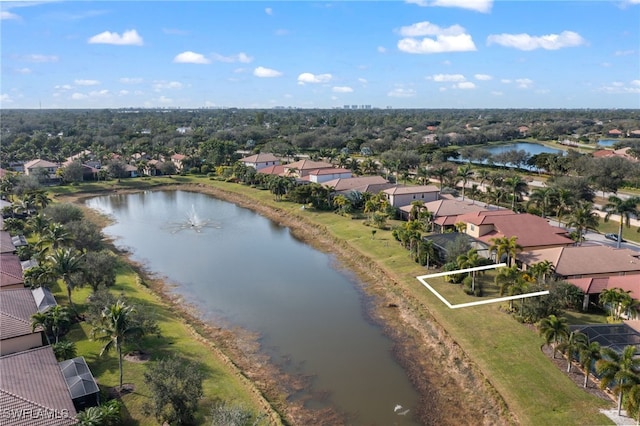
(527, 260), (555, 284)
(494, 265), (527, 310)
(503, 174), (528, 212)
(557, 331), (588, 373)
(430, 165), (452, 190)
(47, 305), (72, 344)
(31, 311), (53, 345)
(527, 187), (555, 218)
(579, 340), (601, 388)
(600, 287), (633, 322)
(48, 248), (84, 308)
(409, 200), (425, 222)
(476, 169), (491, 190)
(91, 300), (144, 389)
(42, 223), (74, 251)
(539, 314), (569, 359)
(456, 164), (474, 201)
(567, 202), (599, 245)
(489, 236), (522, 266)
(457, 248), (482, 292)
(52, 340), (77, 361)
(603, 196), (640, 249)
(26, 213), (50, 238)
(597, 345), (640, 415)
(551, 188), (575, 228)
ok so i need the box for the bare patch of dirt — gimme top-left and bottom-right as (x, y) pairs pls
(124, 350), (151, 363)
(109, 383), (135, 398)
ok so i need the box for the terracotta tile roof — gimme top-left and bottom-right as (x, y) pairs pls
(322, 176), (389, 192)
(475, 213), (574, 248)
(23, 159), (58, 170)
(0, 346), (77, 425)
(1, 253), (24, 288)
(256, 164), (285, 175)
(171, 153), (187, 161)
(1, 288), (40, 339)
(383, 184), (440, 195)
(456, 209), (515, 226)
(519, 246), (640, 277)
(1, 231), (17, 253)
(240, 153), (279, 163)
(284, 159), (333, 170)
(308, 168), (351, 176)
(568, 277), (610, 295)
(570, 276), (640, 299)
(415, 198), (492, 218)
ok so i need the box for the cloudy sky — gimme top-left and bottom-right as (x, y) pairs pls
(1, 0), (639, 109)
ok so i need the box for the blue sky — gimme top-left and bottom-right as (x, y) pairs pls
(1, 0), (639, 109)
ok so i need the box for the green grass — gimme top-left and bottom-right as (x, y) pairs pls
(53, 263), (276, 425)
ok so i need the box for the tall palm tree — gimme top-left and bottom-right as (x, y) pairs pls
(603, 195), (640, 249)
(579, 340), (601, 388)
(430, 165), (452, 190)
(503, 174), (528, 212)
(91, 300), (144, 389)
(456, 164), (474, 201)
(489, 236), (522, 266)
(527, 260), (555, 284)
(557, 331), (588, 373)
(31, 311), (53, 345)
(42, 223), (74, 251)
(46, 305), (72, 344)
(48, 248), (84, 308)
(494, 265), (527, 310)
(476, 169), (491, 190)
(527, 187), (555, 218)
(597, 345), (640, 415)
(539, 314), (569, 359)
(566, 202), (599, 245)
(551, 188), (575, 228)
(457, 248), (482, 292)
(409, 200), (425, 222)
(26, 213), (50, 238)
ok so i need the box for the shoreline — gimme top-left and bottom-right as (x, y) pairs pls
(67, 182), (513, 425)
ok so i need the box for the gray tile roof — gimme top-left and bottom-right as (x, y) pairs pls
(0, 346), (77, 425)
(0, 288), (40, 339)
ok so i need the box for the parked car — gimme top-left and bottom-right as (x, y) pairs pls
(605, 233), (625, 242)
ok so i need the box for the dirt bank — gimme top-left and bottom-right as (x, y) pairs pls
(68, 183), (515, 425)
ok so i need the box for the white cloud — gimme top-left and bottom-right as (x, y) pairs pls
(75, 79), (100, 86)
(599, 80), (640, 94)
(501, 79), (512, 84)
(119, 90), (129, 95)
(455, 81), (476, 89)
(265, 7), (273, 15)
(377, 46), (387, 53)
(25, 54), (58, 63)
(158, 96), (173, 104)
(174, 51), (211, 64)
(297, 73), (332, 84)
(398, 34), (476, 54)
(615, 49), (636, 56)
(163, 28), (189, 36)
(71, 93), (88, 100)
(88, 89), (109, 97)
(405, 0), (493, 13)
(474, 74), (492, 80)
(491, 91), (504, 96)
(430, 73), (466, 82)
(153, 81), (184, 91)
(358, 78), (368, 85)
(632, 80), (640, 87)
(1, 11), (20, 20)
(332, 86), (353, 93)
(88, 29), (144, 46)
(398, 21), (466, 37)
(212, 52), (253, 63)
(254, 66), (282, 78)
(487, 30), (586, 51)
(275, 29), (289, 36)
(54, 84), (73, 90)
(16, 68), (32, 75)
(601, 62), (612, 68)
(0, 94), (13, 104)
(119, 77), (143, 84)
(387, 88), (416, 98)
(516, 78), (533, 88)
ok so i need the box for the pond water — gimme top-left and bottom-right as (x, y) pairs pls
(597, 139), (617, 147)
(86, 190), (421, 425)
(484, 142), (564, 157)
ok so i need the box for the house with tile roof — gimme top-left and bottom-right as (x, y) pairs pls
(399, 198), (497, 229)
(170, 153), (187, 172)
(0, 346), (77, 425)
(569, 275), (640, 311)
(518, 245), (640, 279)
(383, 185), (440, 208)
(23, 159), (59, 178)
(0, 288), (46, 356)
(321, 176), (394, 194)
(1, 231), (17, 254)
(240, 153), (281, 170)
(1, 253), (25, 291)
(283, 160), (334, 178)
(306, 167), (352, 184)
(256, 164), (286, 176)
(457, 210), (575, 252)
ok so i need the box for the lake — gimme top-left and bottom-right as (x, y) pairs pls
(86, 190), (421, 425)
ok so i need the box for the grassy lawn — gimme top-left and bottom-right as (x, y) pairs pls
(51, 253), (276, 425)
(52, 176), (614, 425)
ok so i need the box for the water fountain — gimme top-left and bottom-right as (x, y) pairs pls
(167, 204), (220, 233)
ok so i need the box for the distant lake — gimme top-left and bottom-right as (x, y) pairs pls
(598, 139), (617, 147)
(485, 142), (564, 157)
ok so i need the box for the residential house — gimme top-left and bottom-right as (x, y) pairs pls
(283, 160), (334, 178)
(608, 129), (623, 137)
(64, 150), (101, 169)
(1, 231), (17, 254)
(23, 159), (59, 178)
(1, 253), (24, 291)
(383, 185), (440, 208)
(240, 153), (281, 170)
(171, 153), (187, 172)
(256, 164), (286, 176)
(400, 197), (495, 229)
(176, 126), (192, 134)
(0, 288), (46, 355)
(569, 275), (640, 311)
(32, 287), (57, 313)
(123, 164), (138, 178)
(592, 147), (638, 163)
(457, 210), (574, 254)
(0, 346), (77, 425)
(306, 168), (352, 184)
(321, 176), (394, 194)
(518, 245), (640, 279)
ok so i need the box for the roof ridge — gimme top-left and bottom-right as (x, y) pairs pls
(0, 311), (33, 327)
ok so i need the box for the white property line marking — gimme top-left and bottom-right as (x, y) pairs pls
(416, 263), (550, 309)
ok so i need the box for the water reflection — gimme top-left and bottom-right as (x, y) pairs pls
(86, 190), (421, 426)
